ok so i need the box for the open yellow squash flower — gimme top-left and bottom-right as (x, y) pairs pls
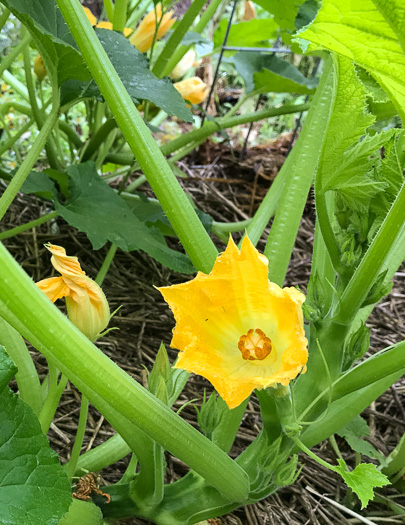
(173, 77), (209, 105)
(83, 6), (132, 37)
(158, 236), (308, 409)
(36, 244), (110, 342)
(129, 4), (176, 53)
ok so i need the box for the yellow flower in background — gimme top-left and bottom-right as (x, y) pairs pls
(158, 236), (308, 409)
(170, 49), (197, 79)
(37, 244), (110, 341)
(83, 6), (97, 26)
(83, 6), (132, 36)
(130, 4), (176, 53)
(33, 53), (47, 81)
(96, 20), (133, 37)
(173, 77), (209, 105)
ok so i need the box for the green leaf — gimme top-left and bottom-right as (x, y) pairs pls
(337, 416), (387, 464)
(232, 52), (317, 94)
(214, 19), (278, 50)
(254, 0), (306, 31)
(0, 0), (90, 86)
(20, 171), (58, 200)
(0, 350), (72, 525)
(335, 460), (389, 508)
(58, 499), (104, 525)
(295, 0), (319, 31)
(297, 0), (405, 122)
(0, 345), (17, 392)
(55, 162), (194, 273)
(180, 31), (210, 46)
(61, 29), (193, 122)
(317, 55), (375, 193)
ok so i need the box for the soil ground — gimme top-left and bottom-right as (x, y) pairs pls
(2, 137), (405, 525)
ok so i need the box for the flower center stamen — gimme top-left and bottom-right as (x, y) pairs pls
(238, 328), (272, 361)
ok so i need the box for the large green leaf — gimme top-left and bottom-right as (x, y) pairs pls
(213, 19), (278, 50)
(0, 346), (72, 525)
(61, 29), (193, 122)
(0, 0), (90, 85)
(55, 163), (195, 273)
(253, 0), (306, 31)
(231, 52), (317, 93)
(316, 55), (375, 194)
(298, 0), (405, 122)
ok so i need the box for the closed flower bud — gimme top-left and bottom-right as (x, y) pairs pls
(170, 49), (197, 79)
(130, 4), (176, 53)
(37, 244), (110, 342)
(34, 53), (47, 82)
(173, 77), (209, 105)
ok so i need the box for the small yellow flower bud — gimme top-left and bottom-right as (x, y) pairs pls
(173, 77), (209, 105)
(34, 53), (47, 82)
(130, 4), (176, 53)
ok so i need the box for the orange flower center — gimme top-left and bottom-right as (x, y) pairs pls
(238, 328), (272, 361)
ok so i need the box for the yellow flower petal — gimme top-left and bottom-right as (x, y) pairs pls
(83, 6), (97, 26)
(96, 21), (113, 30)
(158, 236), (308, 409)
(36, 244), (110, 341)
(173, 77), (209, 105)
(129, 4), (176, 53)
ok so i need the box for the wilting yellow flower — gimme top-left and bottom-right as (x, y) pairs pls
(170, 49), (197, 79)
(84, 6), (132, 36)
(243, 0), (256, 20)
(173, 77), (209, 105)
(37, 244), (110, 341)
(130, 4), (176, 53)
(34, 53), (47, 81)
(158, 236), (308, 409)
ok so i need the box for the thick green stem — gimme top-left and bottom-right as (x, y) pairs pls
(161, 0), (223, 77)
(264, 57), (334, 285)
(0, 316), (42, 415)
(56, 0), (217, 273)
(113, 0), (127, 31)
(245, 164), (287, 246)
(153, 0), (207, 78)
(0, 33), (31, 78)
(0, 94), (59, 222)
(103, 0), (114, 21)
(336, 181), (405, 325)
(0, 244), (249, 502)
(64, 396), (89, 479)
(211, 398), (249, 453)
(0, 211), (58, 241)
(0, 8), (10, 30)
